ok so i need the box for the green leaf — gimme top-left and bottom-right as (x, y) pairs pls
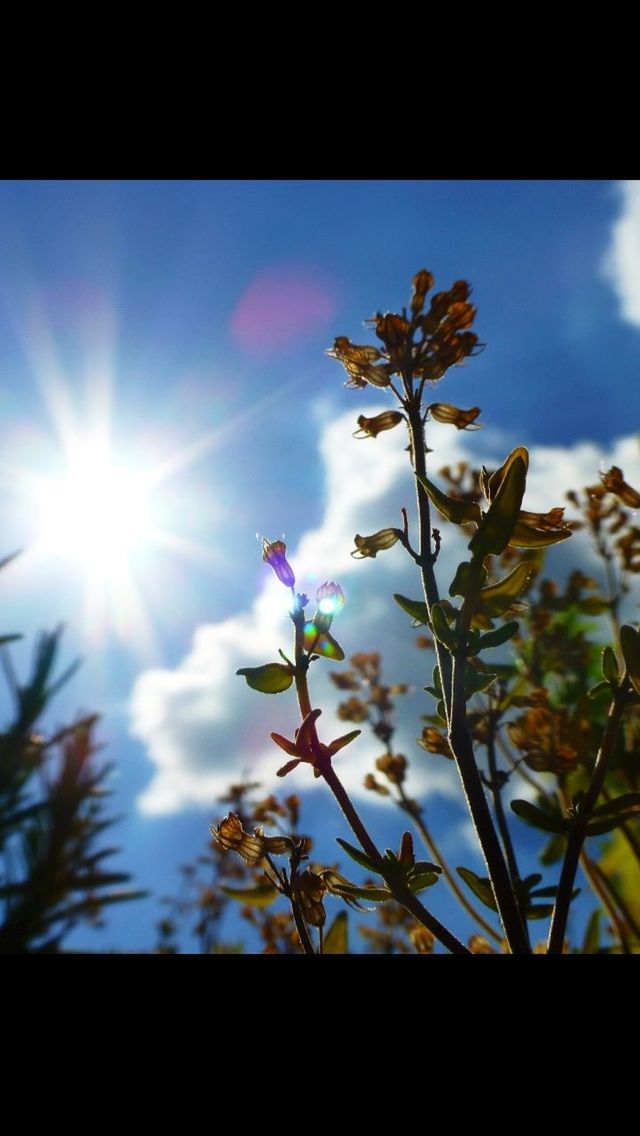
(591, 791), (640, 819)
(336, 837), (381, 874)
(620, 624), (640, 697)
(0, 634), (22, 647)
(469, 454), (527, 558)
(602, 646), (619, 685)
(431, 602), (458, 650)
(331, 882), (390, 903)
(472, 621), (519, 653)
(588, 681), (611, 700)
(525, 904), (555, 920)
(540, 832), (567, 866)
(449, 561), (480, 598)
(303, 624), (345, 661)
(582, 909), (601, 954)
(220, 884), (279, 908)
(586, 814), (639, 836)
(416, 474), (481, 526)
(393, 594), (430, 626)
(323, 911), (348, 954)
(456, 866), (498, 912)
(508, 523), (572, 549)
(464, 664), (498, 697)
(476, 561), (534, 618)
(510, 799), (570, 835)
(236, 663), (294, 693)
(410, 860), (443, 876)
(408, 872), (440, 893)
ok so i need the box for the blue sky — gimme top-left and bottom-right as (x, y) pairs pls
(0, 179), (639, 951)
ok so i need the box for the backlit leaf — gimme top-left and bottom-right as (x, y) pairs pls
(220, 884), (279, 908)
(324, 911), (349, 954)
(236, 663), (294, 693)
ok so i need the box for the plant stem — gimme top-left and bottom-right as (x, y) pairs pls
(291, 899), (316, 955)
(548, 689), (627, 954)
(397, 786), (503, 944)
(582, 854), (634, 952)
(405, 405), (530, 954)
(486, 715), (522, 897)
(320, 759), (470, 955)
(290, 606), (470, 955)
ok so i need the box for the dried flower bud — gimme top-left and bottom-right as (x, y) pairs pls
(469, 935), (497, 954)
(410, 269), (435, 315)
(353, 410), (404, 439)
(375, 753), (408, 784)
(295, 869), (326, 927)
(600, 466), (640, 508)
(427, 403), (482, 431)
(262, 538), (295, 587)
(418, 727), (453, 759)
(337, 696), (369, 722)
(363, 773), (390, 796)
(410, 926), (435, 954)
(211, 813), (266, 866)
(352, 528), (402, 559)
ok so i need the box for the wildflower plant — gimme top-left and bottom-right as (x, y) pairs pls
(211, 270), (640, 955)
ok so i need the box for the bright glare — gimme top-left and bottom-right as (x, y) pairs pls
(36, 449), (154, 571)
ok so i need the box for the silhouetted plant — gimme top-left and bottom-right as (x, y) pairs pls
(0, 555), (144, 952)
(203, 270), (640, 955)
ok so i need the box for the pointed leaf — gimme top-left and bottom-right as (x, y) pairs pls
(525, 904), (555, 920)
(449, 561), (474, 598)
(602, 646), (619, 685)
(220, 884), (279, 908)
(473, 621), (519, 653)
(237, 663), (294, 693)
(328, 729), (361, 754)
(276, 758), (301, 778)
(336, 837), (381, 874)
(431, 602), (458, 650)
(408, 872), (440, 892)
(394, 594), (430, 625)
(416, 473), (481, 526)
(477, 561), (534, 618)
(0, 635), (22, 647)
(456, 866), (498, 912)
(469, 454), (527, 558)
(486, 446), (529, 501)
(271, 732), (299, 756)
(324, 911), (349, 954)
(511, 799), (570, 834)
(409, 860), (443, 876)
(591, 791), (640, 819)
(304, 624), (345, 661)
(331, 883), (390, 903)
(508, 522), (572, 549)
(620, 624), (640, 697)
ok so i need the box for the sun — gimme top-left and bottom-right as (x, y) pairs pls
(36, 444), (155, 573)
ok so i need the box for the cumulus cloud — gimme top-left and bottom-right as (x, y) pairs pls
(130, 408), (640, 815)
(603, 180), (640, 328)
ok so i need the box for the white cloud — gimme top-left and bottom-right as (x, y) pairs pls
(130, 409), (640, 815)
(603, 180), (640, 328)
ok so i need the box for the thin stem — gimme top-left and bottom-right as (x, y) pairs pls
(290, 607), (469, 955)
(291, 899), (316, 955)
(405, 405), (530, 953)
(486, 715), (522, 892)
(320, 759), (470, 955)
(397, 786), (503, 944)
(548, 688), (628, 954)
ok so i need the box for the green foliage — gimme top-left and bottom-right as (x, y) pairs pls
(0, 580), (144, 952)
(236, 663), (294, 693)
